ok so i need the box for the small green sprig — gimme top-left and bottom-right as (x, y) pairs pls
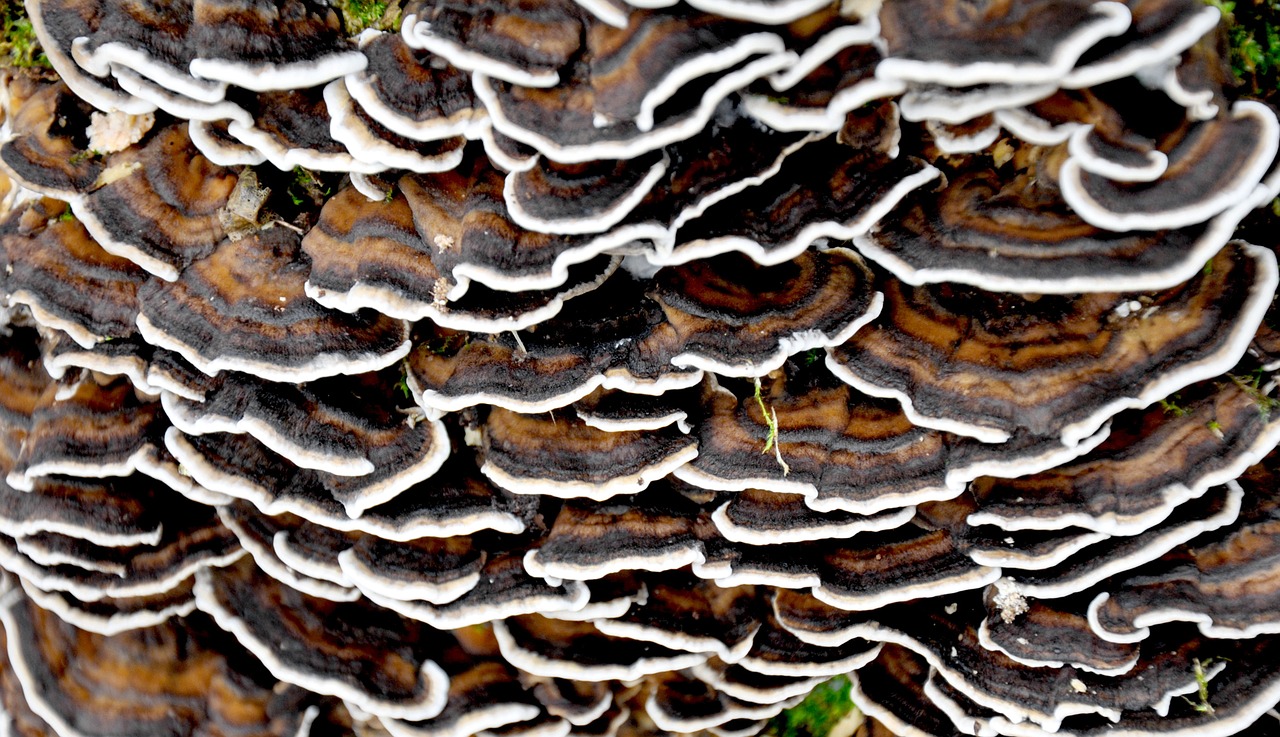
(753, 377), (790, 476)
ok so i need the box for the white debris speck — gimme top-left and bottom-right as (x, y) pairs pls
(994, 579), (1029, 624)
(1070, 678), (1088, 694)
(86, 110), (155, 154)
(433, 234), (455, 251)
(944, 603), (958, 615)
(463, 425), (483, 448)
(1114, 299), (1143, 318)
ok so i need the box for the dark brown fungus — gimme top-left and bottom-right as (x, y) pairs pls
(494, 614), (709, 681)
(185, 0), (366, 90)
(649, 248), (879, 376)
(0, 591), (330, 737)
(135, 228), (412, 383)
(1, 199), (145, 347)
(194, 557), (451, 720)
(1087, 452), (1280, 642)
(826, 242), (1278, 445)
(0, 82), (103, 198)
(876, 0), (1130, 86)
(72, 124), (236, 281)
(480, 407), (697, 500)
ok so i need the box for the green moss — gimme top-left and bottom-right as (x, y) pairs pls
(336, 0), (401, 35)
(1205, 0), (1280, 97)
(0, 0), (50, 69)
(763, 675), (859, 737)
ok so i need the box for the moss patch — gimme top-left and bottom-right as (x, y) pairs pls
(0, 0), (50, 69)
(335, 0), (402, 35)
(763, 675), (859, 737)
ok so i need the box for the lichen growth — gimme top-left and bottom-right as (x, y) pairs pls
(764, 675), (859, 737)
(0, 0), (50, 69)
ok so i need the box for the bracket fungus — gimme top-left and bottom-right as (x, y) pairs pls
(4, 0), (1280, 736)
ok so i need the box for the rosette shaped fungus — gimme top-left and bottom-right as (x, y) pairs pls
(4, 0), (1280, 734)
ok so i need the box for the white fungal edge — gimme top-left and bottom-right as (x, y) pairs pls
(811, 564), (1003, 613)
(6, 443), (159, 492)
(768, 18), (882, 92)
(709, 500), (916, 546)
(225, 117), (389, 174)
(14, 537), (127, 576)
(3, 291), (108, 348)
(828, 244), (1280, 447)
(523, 543), (706, 582)
(1067, 125), (1167, 183)
(541, 582), (645, 622)
(975, 615), (1140, 677)
(995, 106), (1081, 146)
(111, 64), (253, 125)
(824, 618), (1156, 731)
(135, 311), (412, 384)
(401, 14), (561, 88)
(380, 703), (542, 737)
(735, 641), (883, 679)
(571, 0), (630, 28)
(878, 2), (1131, 86)
(0, 508), (161, 548)
(42, 346), (157, 396)
(165, 428), (527, 540)
(346, 74), (489, 146)
(1086, 569), (1280, 644)
(24, 0), (156, 114)
(272, 531), (350, 587)
(1062, 5), (1223, 89)
(653, 164), (941, 268)
(926, 117), (1002, 155)
(188, 119), (268, 167)
(69, 193), (185, 281)
(632, 33), (789, 133)
(187, 51), (369, 91)
(668, 284), (885, 379)
(918, 668), (999, 737)
(1160, 60), (1219, 121)
(644, 691), (800, 733)
(481, 439), (699, 501)
(473, 51), (797, 164)
(690, 661), (826, 704)
(217, 507), (361, 602)
(360, 578), (590, 630)
(577, 407), (690, 434)
(478, 716), (572, 737)
(307, 249), (620, 332)
(988, 669), (1280, 737)
(850, 172), (1259, 294)
(160, 390), (375, 477)
(966, 408), (1280, 536)
(1060, 100), (1280, 232)
(899, 83), (1059, 125)
(0, 530), (245, 602)
(847, 668), (948, 737)
(493, 618), (709, 681)
(336, 548), (478, 605)
(192, 567), (452, 721)
(741, 76), (907, 134)
(70, 38), (226, 102)
(478, 121), (539, 172)
(1015, 480), (1245, 600)
(968, 532), (1110, 571)
(19, 576), (197, 636)
(686, 0), (837, 24)
(324, 80), (467, 173)
(592, 619), (759, 664)
(503, 154), (669, 236)
(410, 367), (704, 422)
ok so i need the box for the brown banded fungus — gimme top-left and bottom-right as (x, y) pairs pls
(4, 0), (1280, 735)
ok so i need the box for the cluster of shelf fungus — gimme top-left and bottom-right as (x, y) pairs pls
(3, 0), (1280, 735)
